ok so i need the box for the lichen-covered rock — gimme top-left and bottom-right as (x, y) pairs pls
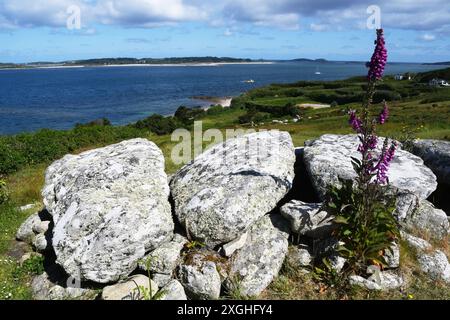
(349, 271), (403, 291)
(384, 242), (400, 269)
(280, 200), (335, 238)
(227, 215), (289, 297)
(152, 273), (173, 288)
(417, 250), (450, 283)
(405, 200), (449, 239)
(158, 280), (188, 300)
(16, 213), (41, 243)
(411, 139), (450, 185)
(32, 272), (95, 300)
(33, 234), (50, 253)
(400, 231), (432, 251)
(170, 131), (295, 246)
(102, 275), (158, 300)
(32, 221), (50, 235)
(287, 245), (313, 268)
(222, 232), (248, 257)
(138, 234), (187, 275)
(303, 135), (437, 214)
(178, 258), (222, 300)
(42, 139), (174, 283)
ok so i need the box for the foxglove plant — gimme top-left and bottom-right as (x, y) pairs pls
(349, 29), (396, 188)
(326, 29), (400, 274)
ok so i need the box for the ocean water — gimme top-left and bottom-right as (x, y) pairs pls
(0, 61), (445, 135)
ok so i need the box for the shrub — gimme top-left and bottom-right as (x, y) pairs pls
(372, 90), (402, 103)
(330, 101), (339, 108)
(173, 106), (205, 124)
(0, 178), (9, 204)
(16, 255), (45, 276)
(134, 114), (180, 135)
(75, 118), (111, 128)
(0, 125), (146, 176)
(206, 105), (225, 115)
(327, 180), (398, 270)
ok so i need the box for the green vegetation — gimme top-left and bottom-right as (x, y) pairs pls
(0, 67), (449, 300)
(261, 243), (450, 300)
(0, 178), (8, 204)
(328, 179), (399, 271)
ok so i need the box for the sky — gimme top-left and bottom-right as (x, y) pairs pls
(1, 0), (449, 63)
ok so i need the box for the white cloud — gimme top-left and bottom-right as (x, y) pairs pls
(94, 0), (207, 27)
(0, 0), (88, 28)
(223, 28), (233, 36)
(0, 0), (449, 35)
(310, 23), (327, 32)
(419, 34), (436, 41)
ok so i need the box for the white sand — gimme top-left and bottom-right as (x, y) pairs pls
(297, 103), (331, 109)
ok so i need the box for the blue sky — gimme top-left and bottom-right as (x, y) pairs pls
(1, 0), (449, 63)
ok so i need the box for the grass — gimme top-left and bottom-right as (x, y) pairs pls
(260, 242), (450, 300)
(0, 71), (449, 300)
(0, 202), (43, 300)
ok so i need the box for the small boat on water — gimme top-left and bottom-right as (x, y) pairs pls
(243, 79), (255, 83)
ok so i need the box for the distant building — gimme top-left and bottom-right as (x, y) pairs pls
(395, 73), (413, 80)
(429, 78), (450, 87)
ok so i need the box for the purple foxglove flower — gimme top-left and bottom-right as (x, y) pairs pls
(378, 102), (389, 124)
(375, 141), (397, 184)
(367, 135), (378, 150)
(349, 110), (362, 133)
(367, 29), (387, 81)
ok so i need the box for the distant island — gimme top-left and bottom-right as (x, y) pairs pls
(0, 57), (269, 69)
(290, 58), (329, 63)
(2, 57), (450, 70)
(423, 61), (450, 66)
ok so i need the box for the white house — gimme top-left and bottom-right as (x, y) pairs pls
(429, 78), (450, 87)
(394, 74), (404, 80)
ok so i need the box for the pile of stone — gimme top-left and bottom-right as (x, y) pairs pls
(14, 133), (449, 300)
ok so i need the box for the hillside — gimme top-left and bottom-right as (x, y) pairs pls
(416, 67), (450, 82)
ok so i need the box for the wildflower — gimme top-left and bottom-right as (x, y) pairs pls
(378, 101), (389, 124)
(367, 29), (387, 81)
(349, 110), (362, 133)
(367, 135), (378, 150)
(375, 141), (397, 184)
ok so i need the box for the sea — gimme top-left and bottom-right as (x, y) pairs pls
(0, 61), (446, 135)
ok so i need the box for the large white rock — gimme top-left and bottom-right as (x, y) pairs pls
(411, 139), (450, 185)
(349, 271), (403, 291)
(227, 215), (290, 297)
(400, 231), (432, 251)
(280, 200), (335, 238)
(16, 213), (41, 244)
(138, 234), (187, 275)
(158, 280), (188, 300)
(287, 245), (313, 268)
(303, 134), (437, 217)
(31, 272), (95, 300)
(405, 200), (449, 239)
(417, 250), (450, 283)
(170, 131), (295, 246)
(178, 258), (222, 300)
(102, 275), (159, 300)
(42, 139), (174, 283)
